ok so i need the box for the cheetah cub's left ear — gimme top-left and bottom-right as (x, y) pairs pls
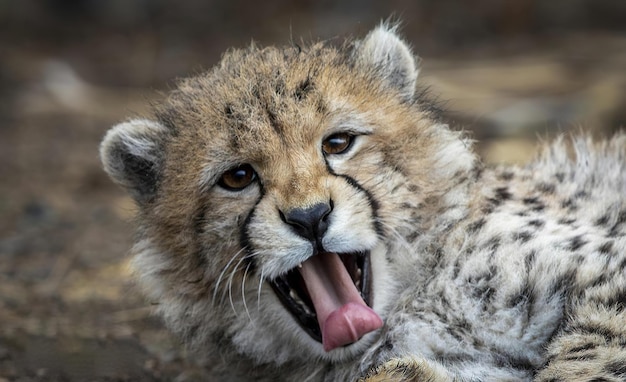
(355, 24), (420, 101)
(100, 119), (168, 204)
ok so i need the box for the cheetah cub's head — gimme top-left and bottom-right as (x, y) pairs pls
(100, 25), (474, 364)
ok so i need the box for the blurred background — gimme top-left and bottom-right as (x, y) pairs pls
(0, 1), (625, 380)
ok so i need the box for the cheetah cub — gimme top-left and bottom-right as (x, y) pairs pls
(100, 25), (626, 381)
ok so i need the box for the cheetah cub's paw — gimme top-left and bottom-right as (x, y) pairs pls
(359, 357), (453, 382)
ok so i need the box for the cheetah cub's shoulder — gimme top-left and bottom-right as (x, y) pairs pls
(101, 25), (626, 381)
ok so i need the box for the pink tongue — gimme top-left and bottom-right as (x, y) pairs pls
(299, 252), (383, 352)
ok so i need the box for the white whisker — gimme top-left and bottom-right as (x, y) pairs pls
(213, 247), (247, 306)
(226, 254), (250, 316)
(241, 262), (253, 322)
(257, 269), (265, 311)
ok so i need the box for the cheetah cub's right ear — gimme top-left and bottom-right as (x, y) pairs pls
(355, 24), (420, 101)
(99, 119), (168, 204)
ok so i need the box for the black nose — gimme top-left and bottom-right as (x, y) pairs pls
(281, 202), (332, 243)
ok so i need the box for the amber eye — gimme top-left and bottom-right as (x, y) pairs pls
(322, 133), (354, 155)
(218, 164), (257, 191)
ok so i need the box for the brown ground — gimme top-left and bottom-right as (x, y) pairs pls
(1, 2), (625, 381)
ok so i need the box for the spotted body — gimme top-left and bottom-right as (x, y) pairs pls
(100, 25), (626, 381)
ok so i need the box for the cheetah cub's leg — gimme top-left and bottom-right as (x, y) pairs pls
(358, 357), (453, 382)
(535, 303), (626, 382)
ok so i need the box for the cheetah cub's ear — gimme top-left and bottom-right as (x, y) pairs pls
(355, 24), (419, 101)
(100, 119), (168, 204)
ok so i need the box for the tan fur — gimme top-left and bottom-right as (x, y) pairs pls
(100, 25), (626, 381)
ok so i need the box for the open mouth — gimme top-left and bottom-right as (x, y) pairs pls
(269, 252), (382, 351)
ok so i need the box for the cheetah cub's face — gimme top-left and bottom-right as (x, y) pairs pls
(100, 26), (473, 363)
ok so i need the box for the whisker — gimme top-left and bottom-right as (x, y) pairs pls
(241, 262), (253, 322)
(213, 247), (247, 305)
(226, 255), (250, 316)
(257, 268), (265, 311)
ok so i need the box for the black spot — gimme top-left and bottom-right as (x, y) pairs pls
(522, 196), (546, 212)
(588, 274), (608, 288)
(574, 190), (589, 199)
(549, 269), (577, 296)
(595, 214), (610, 227)
(606, 359), (626, 376)
(528, 219), (545, 228)
(294, 77), (314, 100)
(567, 235), (587, 251)
(507, 284), (533, 308)
(484, 236), (501, 252)
(493, 353), (535, 371)
(433, 247), (445, 261)
(558, 217), (577, 225)
(486, 187), (512, 208)
(498, 171), (515, 181)
(560, 198), (576, 210)
(482, 204), (495, 214)
(452, 259), (461, 279)
(525, 250), (537, 268)
(598, 241), (614, 254)
(466, 267), (497, 304)
(495, 187), (512, 201)
(471, 166), (484, 182)
(562, 352), (597, 361)
(532, 204), (545, 212)
(574, 254), (586, 265)
(445, 326), (465, 343)
(224, 103), (234, 117)
(274, 78), (286, 96)
(537, 182), (556, 194)
(407, 184), (419, 193)
(381, 339), (394, 351)
(315, 97), (327, 114)
(567, 323), (619, 342)
(406, 231), (420, 243)
(468, 218), (486, 233)
(609, 209), (626, 237)
(601, 290), (626, 312)
(568, 342), (597, 353)
(555, 172), (565, 183)
(514, 231), (533, 243)
(523, 197), (540, 205)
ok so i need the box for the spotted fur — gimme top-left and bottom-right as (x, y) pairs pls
(100, 25), (626, 381)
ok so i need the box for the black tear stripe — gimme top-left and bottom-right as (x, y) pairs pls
(239, 185), (266, 273)
(325, 164), (384, 238)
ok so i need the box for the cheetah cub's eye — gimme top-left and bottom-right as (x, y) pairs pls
(322, 133), (354, 155)
(218, 164), (257, 191)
